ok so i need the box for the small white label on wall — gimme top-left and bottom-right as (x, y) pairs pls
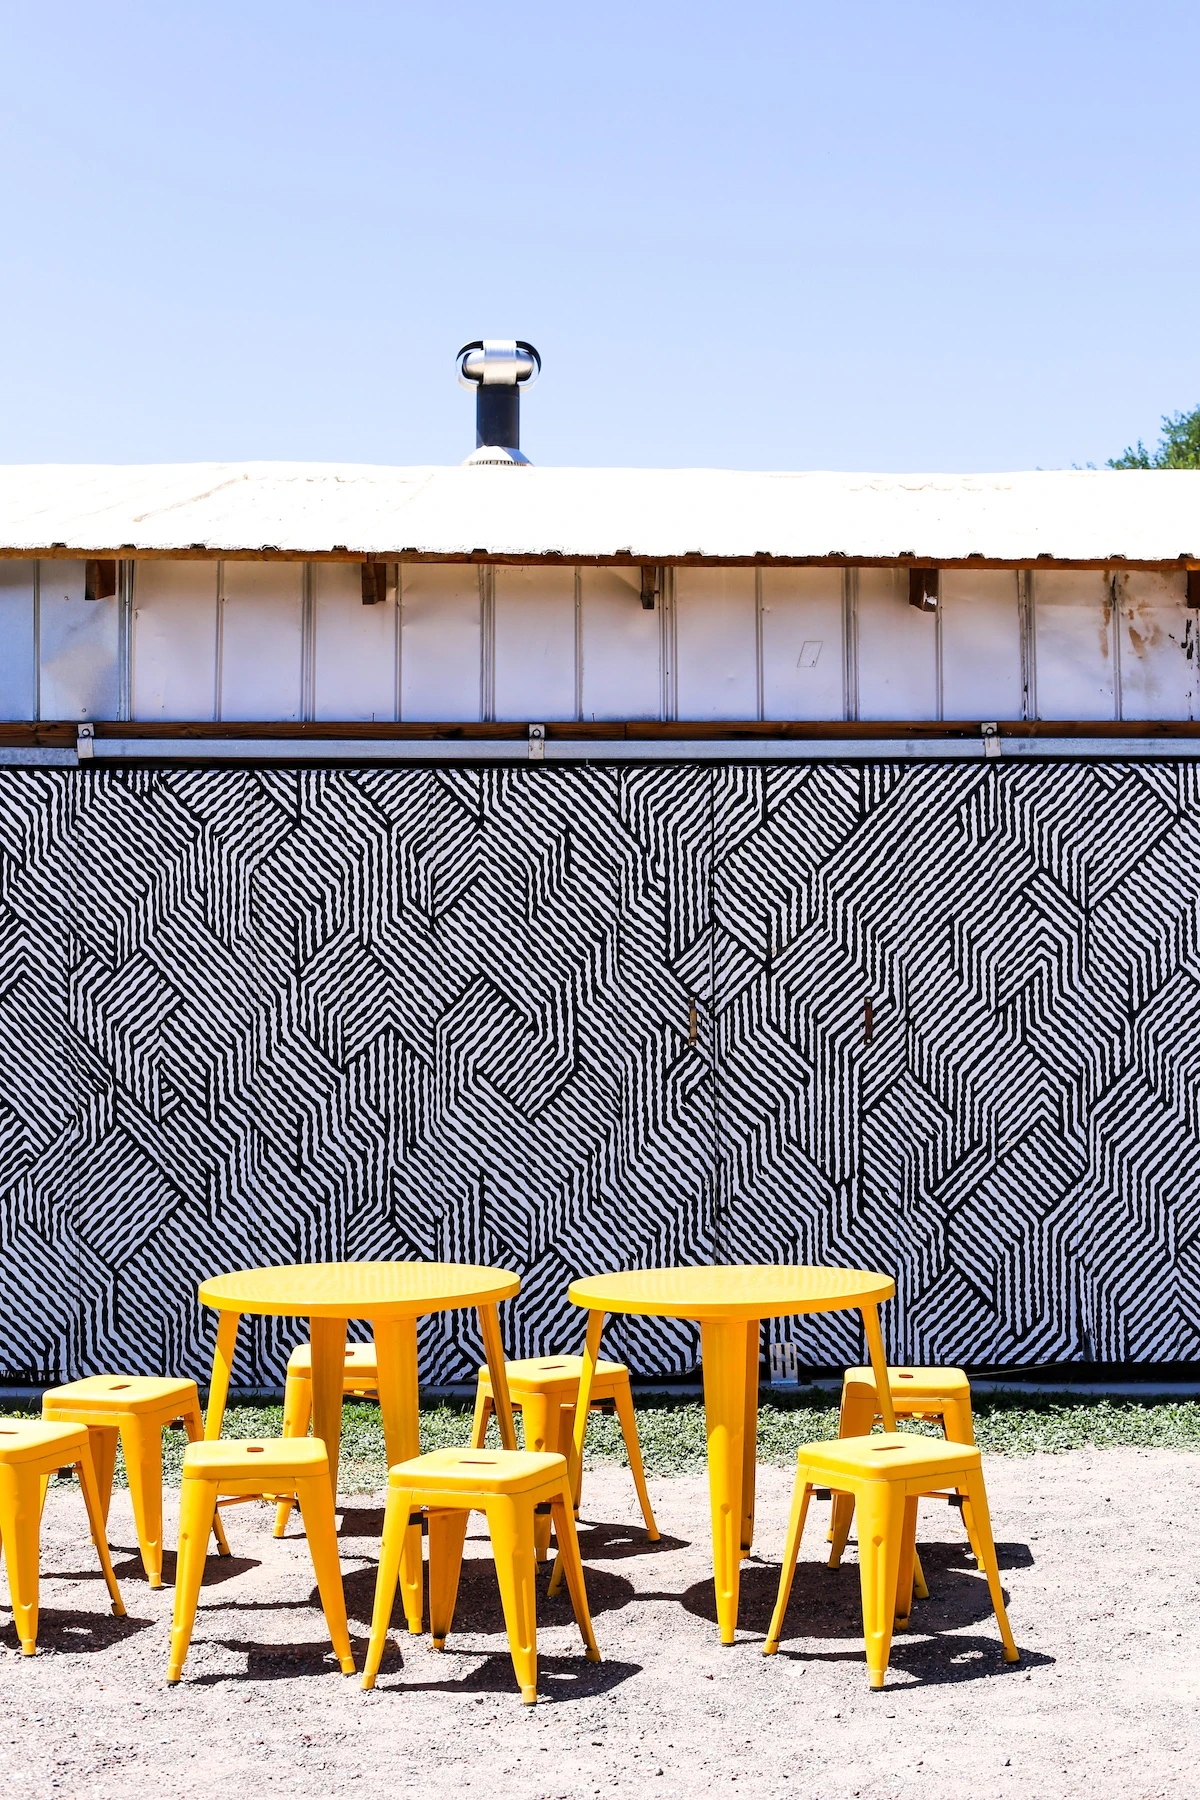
(797, 640), (822, 669)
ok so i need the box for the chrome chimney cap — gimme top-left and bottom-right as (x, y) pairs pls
(457, 340), (541, 388)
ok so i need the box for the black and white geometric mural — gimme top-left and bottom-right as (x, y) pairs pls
(0, 761), (1197, 1388)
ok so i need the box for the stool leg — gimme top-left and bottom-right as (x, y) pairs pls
(470, 1385), (493, 1449)
(486, 1495), (540, 1704)
(960, 1470), (1019, 1663)
(120, 1414), (165, 1588)
(521, 1391), (556, 1563)
(167, 1476), (217, 1682)
(894, 1496), (919, 1628)
(829, 1381), (874, 1560)
(76, 1452), (125, 1617)
(763, 1472), (813, 1655)
(428, 1508), (469, 1648)
(855, 1480), (906, 1690)
(0, 1461), (44, 1655)
(613, 1374), (659, 1540)
(89, 1425), (120, 1528)
(362, 1484), (413, 1690)
(274, 1369), (312, 1537)
(181, 1401), (230, 1557)
(548, 1483), (600, 1661)
(294, 1473), (356, 1675)
(943, 1396), (976, 1445)
(742, 1319), (760, 1555)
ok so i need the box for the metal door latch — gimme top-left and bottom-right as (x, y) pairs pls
(982, 722), (1002, 759)
(77, 723), (95, 761)
(528, 723), (545, 761)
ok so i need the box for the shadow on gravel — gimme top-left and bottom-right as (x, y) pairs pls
(340, 1558), (638, 1630)
(572, 1520), (689, 1562)
(0, 1609), (154, 1656)
(678, 1543), (1029, 1640)
(772, 1634), (1054, 1686)
(190, 1639), (363, 1683)
(101, 1548), (259, 1589)
(364, 1648), (641, 1704)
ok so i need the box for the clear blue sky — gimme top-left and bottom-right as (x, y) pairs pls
(1, 2), (1197, 472)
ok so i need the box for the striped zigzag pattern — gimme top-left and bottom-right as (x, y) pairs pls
(0, 761), (1196, 1388)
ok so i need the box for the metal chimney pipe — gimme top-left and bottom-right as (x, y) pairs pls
(457, 340), (541, 462)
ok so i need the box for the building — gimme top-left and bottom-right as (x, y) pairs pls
(0, 361), (1196, 1386)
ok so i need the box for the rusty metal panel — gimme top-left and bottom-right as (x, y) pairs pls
(940, 570), (1023, 720)
(400, 563), (481, 722)
(761, 568), (845, 721)
(131, 561), (218, 721)
(579, 566), (660, 721)
(856, 567), (938, 721)
(1033, 571), (1114, 720)
(220, 561), (304, 721)
(314, 562), (397, 721)
(675, 568), (757, 720)
(0, 562), (35, 719)
(1116, 571), (1194, 720)
(494, 565), (575, 722)
(39, 559), (119, 720)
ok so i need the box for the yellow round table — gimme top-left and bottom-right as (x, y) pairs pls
(565, 1265), (898, 1644)
(199, 1261), (522, 1490)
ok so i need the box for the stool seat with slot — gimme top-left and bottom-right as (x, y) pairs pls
(167, 1438), (355, 1684)
(765, 1433), (1018, 1689)
(42, 1374), (230, 1586)
(363, 1447), (599, 1705)
(473, 1354), (658, 1560)
(0, 1419), (125, 1654)
(828, 1366), (979, 1568)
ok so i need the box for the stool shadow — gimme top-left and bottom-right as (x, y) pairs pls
(100, 1548), (258, 1589)
(190, 1639), (364, 1684)
(574, 1520), (689, 1562)
(680, 1543), (1024, 1639)
(366, 1648), (640, 1704)
(340, 1558), (637, 1631)
(771, 1634), (1054, 1687)
(0, 1610), (153, 1656)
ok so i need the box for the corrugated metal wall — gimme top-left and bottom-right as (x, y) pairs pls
(0, 562), (1193, 725)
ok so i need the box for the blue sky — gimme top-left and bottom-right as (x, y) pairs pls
(1, 2), (1197, 471)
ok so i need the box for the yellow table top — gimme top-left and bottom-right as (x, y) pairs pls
(568, 1264), (894, 1321)
(199, 1261), (520, 1320)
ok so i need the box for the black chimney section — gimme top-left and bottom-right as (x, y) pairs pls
(457, 341), (541, 460)
(476, 383), (522, 452)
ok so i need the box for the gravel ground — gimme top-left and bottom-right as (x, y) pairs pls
(0, 1447), (1196, 1799)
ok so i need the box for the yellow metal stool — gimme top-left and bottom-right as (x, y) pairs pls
(167, 1438), (356, 1684)
(472, 1354), (659, 1560)
(362, 1447), (600, 1705)
(273, 1342), (380, 1537)
(42, 1374), (230, 1585)
(828, 1366), (978, 1567)
(765, 1433), (1018, 1689)
(0, 1419), (125, 1654)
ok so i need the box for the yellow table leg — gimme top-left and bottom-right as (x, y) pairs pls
(861, 1303), (897, 1429)
(700, 1317), (749, 1645)
(569, 1310), (604, 1501)
(205, 1311), (240, 1439)
(860, 1299), (927, 1597)
(478, 1302), (518, 1452)
(309, 1315), (349, 1493)
(374, 1315), (424, 1634)
(741, 1319), (760, 1555)
(549, 1309), (604, 1599)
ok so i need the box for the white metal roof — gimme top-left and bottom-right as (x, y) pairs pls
(0, 461), (1197, 563)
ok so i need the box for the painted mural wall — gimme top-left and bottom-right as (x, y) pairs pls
(0, 760), (1195, 1386)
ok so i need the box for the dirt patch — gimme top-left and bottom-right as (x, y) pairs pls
(0, 1448), (1195, 1798)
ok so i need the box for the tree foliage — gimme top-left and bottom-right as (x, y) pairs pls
(1109, 405), (1200, 468)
